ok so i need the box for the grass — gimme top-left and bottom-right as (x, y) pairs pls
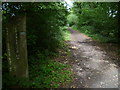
(71, 25), (117, 43)
(61, 26), (70, 41)
(3, 26), (73, 89)
(81, 30), (117, 43)
(27, 27), (72, 88)
(3, 53), (73, 88)
(28, 55), (73, 88)
(71, 25), (78, 31)
(63, 30), (70, 41)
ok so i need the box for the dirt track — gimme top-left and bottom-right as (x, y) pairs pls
(63, 28), (118, 88)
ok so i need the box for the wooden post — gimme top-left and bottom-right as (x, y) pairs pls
(6, 14), (28, 78)
(16, 15), (28, 78)
(6, 21), (17, 76)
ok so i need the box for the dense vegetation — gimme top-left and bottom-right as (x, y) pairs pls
(2, 2), (72, 88)
(68, 2), (119, 43)
(2, 2), (120, 89)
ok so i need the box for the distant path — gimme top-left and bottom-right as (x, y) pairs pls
(65, 28), (118, 88)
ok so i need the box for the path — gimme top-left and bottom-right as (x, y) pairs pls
(63, 28), (119, 88)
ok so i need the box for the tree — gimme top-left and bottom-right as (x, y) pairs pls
(71, 2), (118, 43)
(2, 2), (68, 87)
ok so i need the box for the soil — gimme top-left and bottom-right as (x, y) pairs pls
(58, 28), (119, 88)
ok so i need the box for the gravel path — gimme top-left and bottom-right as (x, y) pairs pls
(65, 28), (118, 88)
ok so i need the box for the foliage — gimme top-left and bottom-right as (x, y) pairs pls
(2, 2), (73, 88)
(70, 2), (119, 43)
(2, 52), (73, 88)
(61, 26), (71, 41)
(67, 12), (78, 26)
(24, 2), (68, 55)
(2, 2), (68, 54)
(28, 53), (72, 88)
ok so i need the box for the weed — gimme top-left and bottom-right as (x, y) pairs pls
(28, 54), (73, 88)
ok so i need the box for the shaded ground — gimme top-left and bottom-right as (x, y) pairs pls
(58, 28), (119, 88)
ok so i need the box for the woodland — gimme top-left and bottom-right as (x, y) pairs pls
(2, 2), (120, 88)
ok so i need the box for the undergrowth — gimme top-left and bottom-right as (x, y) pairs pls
(61, 26), (70, 41)
(3, 53), (73, 88)
(2, 26), (72, 89)
(28, 53), (72, 88)
(71, 25), (118, 43)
